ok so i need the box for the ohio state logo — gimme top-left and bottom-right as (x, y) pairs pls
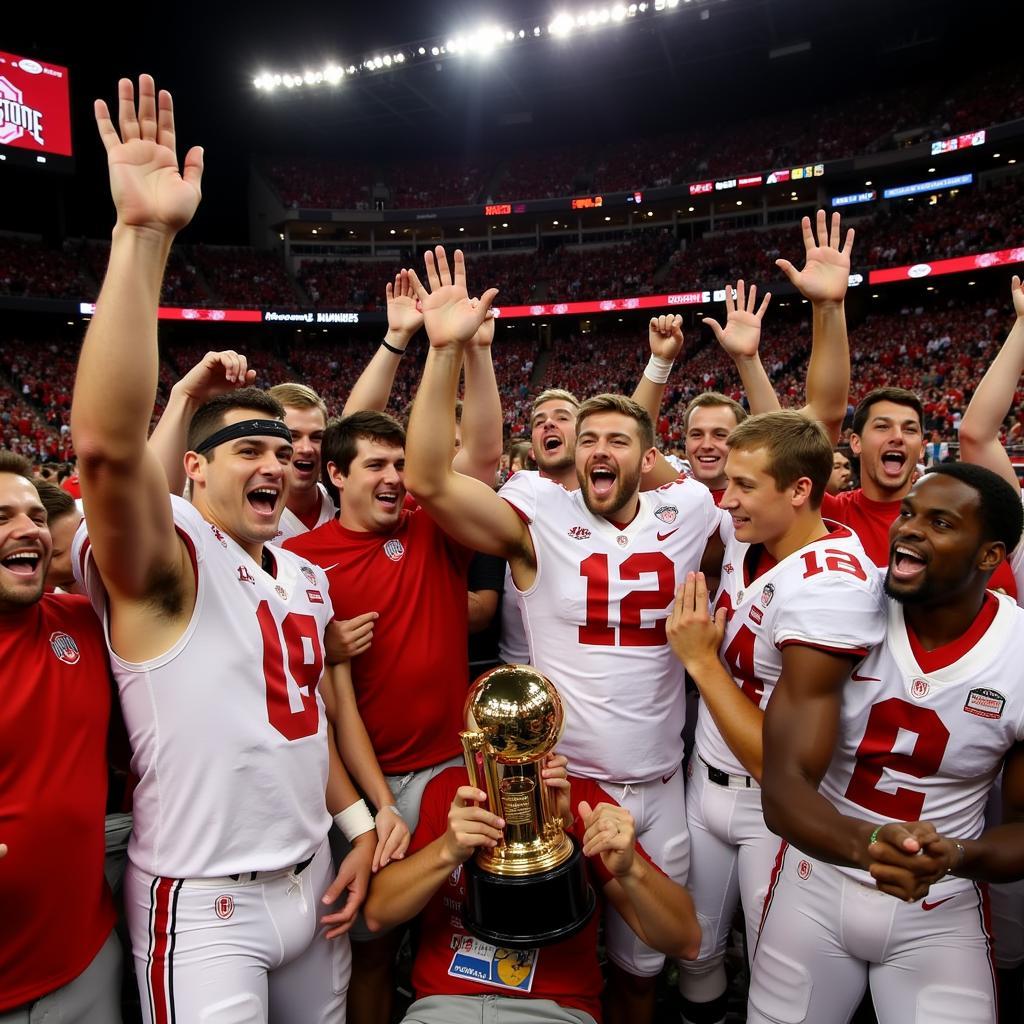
(384, 539), (405, 562)
(797, 859), (812, 880)
(911, 678), (930, 700)
(214, 895), (234, 919)
(0, 77), (45, 147)
(49, 631), (80, 665)
(654, 505), (678, 524)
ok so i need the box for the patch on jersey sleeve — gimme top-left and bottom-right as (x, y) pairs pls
(49, 630), (80, 665)
(749, 606), (764, 625)
(655, 505), (678, 524)
(301, 565), (317, 585)
(760, 583), (775, 608)
(568, 525), (592, 540)
(964, 688), (1005, 720)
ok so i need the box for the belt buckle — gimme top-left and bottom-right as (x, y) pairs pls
(706, 764), (731, 787)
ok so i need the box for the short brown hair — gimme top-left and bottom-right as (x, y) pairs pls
(684, 392), (747, 434)
(0, 451), (33, 480)
(186, 388), (286, 459)
(34, 480), (77, 522)
(322, 411), (406, 479)
(576, 394), (655, 451)
(267, 382), (329, 421)
(727, 411), (833, 508)
(852, 387), (923, 436)
(531, 388), (580, 419)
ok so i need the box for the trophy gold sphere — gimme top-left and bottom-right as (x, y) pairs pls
(464, 664), (564, 765)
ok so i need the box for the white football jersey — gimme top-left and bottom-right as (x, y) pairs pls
(697, 521), (886, 778)
(500, 471), (723, 783)
(273, 483), (337, 543)
(821, 592), (1024, 885)
(73, 495), (335, 879)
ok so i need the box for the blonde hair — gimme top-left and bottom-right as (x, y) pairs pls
(531, 388), (580, 419)
(267, 382), (328, 421)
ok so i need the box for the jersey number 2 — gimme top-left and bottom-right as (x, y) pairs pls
(844, 697), (949, 819)
(257, 601), (323, 741)
(579, 552), (675, 646)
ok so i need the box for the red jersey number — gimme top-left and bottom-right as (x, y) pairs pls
(801, 549), (868, 581)
(258, 601), (323, 741)
(843, 697), (949, 819)
(579, 552), (675, 647)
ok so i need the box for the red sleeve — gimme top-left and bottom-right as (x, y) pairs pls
(820, 491), (843, 519)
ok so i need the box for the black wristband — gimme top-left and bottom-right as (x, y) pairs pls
(380, 339), (406, 356)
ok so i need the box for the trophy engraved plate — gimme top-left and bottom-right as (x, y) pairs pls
(459, 665), (596, 948)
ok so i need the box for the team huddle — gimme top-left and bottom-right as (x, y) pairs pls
(4, 74), (1024, 1024)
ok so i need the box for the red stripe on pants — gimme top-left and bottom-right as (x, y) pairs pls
(149, 877), (175, 1024)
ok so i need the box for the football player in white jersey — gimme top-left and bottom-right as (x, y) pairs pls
(931, 275), (1024, 1020)
(665, 411), (885, 1024)
(752, 463), (1024, 1024)
(72, 75), (374, 1023)
(403, 246), (724, 1023)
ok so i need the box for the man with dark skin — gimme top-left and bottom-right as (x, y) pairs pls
(752, 464), (1024, 1024)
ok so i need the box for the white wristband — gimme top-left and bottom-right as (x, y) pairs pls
(643, 354), (675, 385)
(333, 799), (376, 841)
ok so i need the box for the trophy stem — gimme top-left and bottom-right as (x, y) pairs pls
(459, 731), (483, 792)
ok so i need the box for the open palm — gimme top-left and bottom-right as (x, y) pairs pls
(95, 76), (202, 234)
(409, 247), (498, 349)
(703, 280), (771, 359)
(777, 210), (853, 305)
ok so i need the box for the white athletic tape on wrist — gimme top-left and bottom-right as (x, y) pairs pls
(334, 799), (376, 841)
(643, 354), (675, 385)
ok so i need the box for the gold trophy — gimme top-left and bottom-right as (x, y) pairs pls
(459, 664), (595, 948)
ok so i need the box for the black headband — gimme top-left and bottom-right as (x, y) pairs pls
(194, 418), (294, 455)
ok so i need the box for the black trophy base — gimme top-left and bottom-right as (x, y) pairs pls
(462, 835), (596, 949)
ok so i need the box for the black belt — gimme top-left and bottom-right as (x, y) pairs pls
(229, 853), (315, 883)
(700, 754), (756, 789)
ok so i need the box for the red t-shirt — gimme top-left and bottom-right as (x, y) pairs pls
(821, 489), (1017, 597)
(60, 474), (81, 499)
(0, 595), (116, 1010)
(285, 509), (473, 774)
(408, 767), (658, 1022)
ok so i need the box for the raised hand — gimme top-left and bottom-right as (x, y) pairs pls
(649, 314), (684, 360)
(666, 571), (727, 674)
(385, 269), (424, 341)
(94, 76), (203, 235)
(578, 800), (636, 878)
(407, 247), (498, 350)
(776, 210), (854, 307)
(441, 786), (506, 867)
(702, 280), (771, 360)
(174, 350), (256, 404)
(1012, 275), (1024, 320)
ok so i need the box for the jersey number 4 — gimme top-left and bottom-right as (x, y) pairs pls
(257, 601), (323, 741)
(579, 552), (675, 646)
(844, 697), (950, 819)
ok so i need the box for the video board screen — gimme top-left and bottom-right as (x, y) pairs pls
(0, 51), (72, 171)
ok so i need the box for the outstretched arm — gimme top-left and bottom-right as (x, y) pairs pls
(957, 275), (1024, 490)
(342, 270), (423, 416)
(451, 300), (503, 485)
(405, 248), (534, 565)
(633, 315), (694, 489)
(149, 350), (256, 494)
(72, 76), (203, 603)
(702, 279), (775, 415)
(776, 211), (854, 442)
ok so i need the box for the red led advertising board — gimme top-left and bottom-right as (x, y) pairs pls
(0, 52), (71, 163)
(868, 246), (1024, 285)
(492, 292), (708, 319)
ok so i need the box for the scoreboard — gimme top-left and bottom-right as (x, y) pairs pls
(0, 51), (73, 172)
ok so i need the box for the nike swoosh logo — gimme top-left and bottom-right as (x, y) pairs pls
(321, 563), (340, 572)
(921, 895), (956, 911)
(851, 670), (881, 682)
(657, 529), (679, 541)
(661, 766), (680, 784)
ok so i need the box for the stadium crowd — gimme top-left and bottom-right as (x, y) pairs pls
(6, 69), (1024, 1024)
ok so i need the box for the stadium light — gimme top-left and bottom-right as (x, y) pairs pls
(253, 0), (708, 93)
